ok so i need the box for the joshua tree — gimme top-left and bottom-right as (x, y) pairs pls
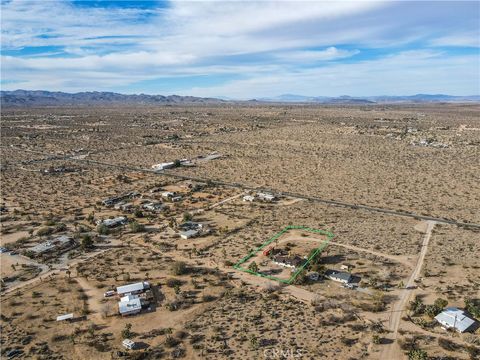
(248, 261), (258, 273)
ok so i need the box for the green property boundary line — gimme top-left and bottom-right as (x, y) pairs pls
(233, 225), (335, 284)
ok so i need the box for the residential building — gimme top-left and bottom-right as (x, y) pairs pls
(435, 307), (477, 333)
(142, 202), (164, 212)
(96, 216), (127, 228)
(118, 295), (142, 316)
(272, 255), (306, 269)
(116, 281), (150, 296)
(325, 270), (352, 284)
(152, 162), (175, 171)
(257, 192), (276, 202)
(243, 195), (255, 202)
(29, 235), (76, 256)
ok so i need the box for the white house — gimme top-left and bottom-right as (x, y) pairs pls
(142, 202), (164, 212)
(118, 295), (142, 316)
(161, 191), (176, 199)
(243, 195), (255, 202)
(257, 192), (276, 202)
(435, 307), (477, 333)
(325, 270), (352, 284)
(97, 216), (127, 228)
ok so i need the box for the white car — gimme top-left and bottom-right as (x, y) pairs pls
(104, 290), (116, 297)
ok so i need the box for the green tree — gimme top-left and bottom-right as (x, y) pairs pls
(122, 323), (132, 339)
(182, 212), (193, 222)
(425, 304), (441, 318)
(171, 261), (187, 275)
(408, 349), (428, 360)
(129, 221), (145, 233)
(248, 261), (258, 273)
(434, 298), (448, 310)
(81, 234), (94, 249)
(96, 224), (109, 235)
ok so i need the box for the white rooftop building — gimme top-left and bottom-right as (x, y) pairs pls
(243, 195), (255, 202)
(118, 295), (142, 316)
(96, 216), (127, 228)
(116, 281), (150, 296)
(152, 162), (175, 171)
(435, 307), (477, 333)
(257, 192), (276, 202)
(180, 229), (200, 239)
(56, 313), (74, 322)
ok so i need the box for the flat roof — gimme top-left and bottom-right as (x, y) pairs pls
(116, 281), (149, 295)
(30, 235), (73, 254)
(118, 298), (142, 314)
(56, 313), (74, 321)
(180, 229), (199, 238)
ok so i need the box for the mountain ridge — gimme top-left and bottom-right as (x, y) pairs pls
(1, 90), (479, 107)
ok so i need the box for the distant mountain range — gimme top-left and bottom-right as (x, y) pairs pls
(255, 94), (480, 103)
(1, 90), (479, 107)
(0, 90), (224, 107)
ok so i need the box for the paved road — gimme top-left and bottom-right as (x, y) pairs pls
(380, 220), (436, 360)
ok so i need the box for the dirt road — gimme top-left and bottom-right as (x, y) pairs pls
(380, 220), (436, 359)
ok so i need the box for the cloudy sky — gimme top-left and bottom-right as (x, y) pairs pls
(1, 0), (479, 98)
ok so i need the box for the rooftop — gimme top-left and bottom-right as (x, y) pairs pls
(435, 307), (477, 333)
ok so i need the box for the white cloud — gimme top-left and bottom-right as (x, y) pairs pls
(0, 0), (478, 95)
(275, 47), (360, 62)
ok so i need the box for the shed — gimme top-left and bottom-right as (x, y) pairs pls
(56, 313), (74, 322)
(180, 229), (199, 239)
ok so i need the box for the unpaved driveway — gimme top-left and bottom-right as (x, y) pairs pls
(380, 220), (436, 359)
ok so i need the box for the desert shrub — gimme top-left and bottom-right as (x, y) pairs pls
(129, 221), (145, 233)
(171, 261), (188, 276)
(465, 298), (480, 318)
(81, 234), (93, 249)
(166, 278), (182, 288)
(202, 295), (216, 302)
(37, 227), (53, 237)
(164, 336), (180, 348)
(96, 224), (109, 235)
(438, 338), (461, 352)
(407, 349), (427, 360)
(122, 323), (132, 339)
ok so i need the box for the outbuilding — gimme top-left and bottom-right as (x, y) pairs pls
(116, 281), (150, 296)
(180, 229), (200, 239)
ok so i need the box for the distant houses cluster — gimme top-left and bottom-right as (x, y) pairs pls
(243, 192), (277, 203)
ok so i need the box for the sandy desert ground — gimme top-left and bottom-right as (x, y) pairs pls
(1, 104), (479, 359)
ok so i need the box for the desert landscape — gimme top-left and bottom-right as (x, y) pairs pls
(1, 103), (479, 359)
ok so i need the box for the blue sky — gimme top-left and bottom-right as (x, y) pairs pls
(1, 0), (479, 98)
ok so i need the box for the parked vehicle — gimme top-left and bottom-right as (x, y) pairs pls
(104, 290), (116, 297)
